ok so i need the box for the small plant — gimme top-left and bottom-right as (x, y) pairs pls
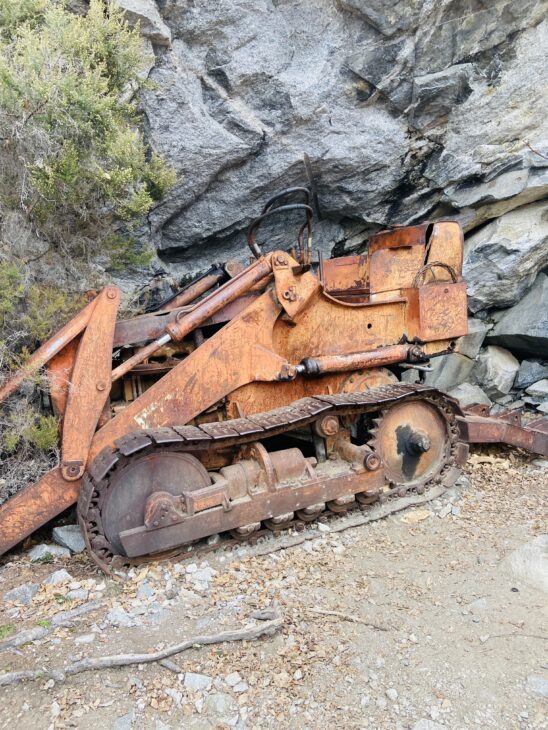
(35, 619), (51, 629)
(0, 0), (175, 261)
(0, 623), (15, 640)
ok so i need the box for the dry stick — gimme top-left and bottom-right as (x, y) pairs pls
(524, 140), (548, 161)
(305, 607), (390, 632)
(0, 616), (283, 687)
(483, 632), (548, 642)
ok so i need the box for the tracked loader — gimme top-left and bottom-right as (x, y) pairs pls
(0, 187), (546, 572)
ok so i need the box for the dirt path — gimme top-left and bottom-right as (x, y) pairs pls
(0, 447), (546, 730)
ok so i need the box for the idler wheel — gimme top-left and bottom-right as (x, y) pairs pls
(100, 451), (210, 556)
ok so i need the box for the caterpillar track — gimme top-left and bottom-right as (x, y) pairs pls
(78, 384), (468, 574)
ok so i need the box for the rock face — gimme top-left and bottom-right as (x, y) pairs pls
(463, 201), (548, 313)
(127, 1), (547, 270)
(487, 274), (548, 358)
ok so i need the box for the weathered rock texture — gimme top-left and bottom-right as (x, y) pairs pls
(127, 0), (547, 273)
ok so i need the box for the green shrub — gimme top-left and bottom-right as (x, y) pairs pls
(0, 0), (175, 259)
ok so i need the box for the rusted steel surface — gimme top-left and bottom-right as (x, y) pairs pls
(46, 337), (80, 418)
(0, 468), (80, 556)
(460, 412), (548, 457)
(113, 294), (262, 347)
(79, 383), (455, 565)
(6, 209), (544, 560)
(61, 287), (120, 481)
(296, 344), (425, 376)
(110, 256), (274, 383)
(321, 254), (369, 295)
(156, 269), (227, 312)
(88, 289), (287, 461)
(368, 223), (429, 254)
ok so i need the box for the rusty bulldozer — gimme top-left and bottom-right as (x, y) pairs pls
(1, 187), (547, 572)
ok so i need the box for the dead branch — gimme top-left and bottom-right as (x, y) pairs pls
(305, 607), (390, 631)
(483, 632), (548, 642)
(0, 616), (283, 687)
(524, 140), (548, 160)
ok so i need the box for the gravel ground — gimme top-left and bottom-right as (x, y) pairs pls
(0, 447), (546, 730)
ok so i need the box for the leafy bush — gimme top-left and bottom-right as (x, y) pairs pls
(0, 0), (175, 257)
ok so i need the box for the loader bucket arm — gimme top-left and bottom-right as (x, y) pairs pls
(0, 288), (120, 555)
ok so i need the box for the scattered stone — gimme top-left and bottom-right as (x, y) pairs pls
(418, 352), (475, 390)
(514, 360), (548, 389)
(465, 597), (488, 612)
(28, 544), (70, 562)
(164, 687), (183, 707)
(233, 681), (249, 693)
(448, 382), (492, 408)
(525, 379), (548, 398)
(3, 582), (38, 605)
(376, 696), (387, 710)
(74, 633), (96, 644)
(532, 459), (548, 469)
(112, 710), (135, 730)
(437, 504), (452, 519)
(473, 346), (520, 398)
(385, 687), (398, 701)
(457, 318), (490, 359)
(184, 672), (212, 691)
(204, 692), (239, 721)
(225, 671), (243, 688)
(451, 505), (461, 517)
(67, 588), (89, 601)
(164, 585), (179, 600)
(106, 607), (138, 628)
(52, 524), (86, 553)
(526, 674), (548, 699)
(207, 534), (221, 545)
(136, 580), (155, 599)
(43, 569), (73, 586)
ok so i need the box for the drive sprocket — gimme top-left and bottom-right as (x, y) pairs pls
(367, 395), (459, 490)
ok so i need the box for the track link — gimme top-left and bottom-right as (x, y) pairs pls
(78, 384), (467, 573)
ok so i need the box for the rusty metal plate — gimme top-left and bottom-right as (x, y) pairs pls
(88, 447), (120, 482)
(115, 431), (153, 456)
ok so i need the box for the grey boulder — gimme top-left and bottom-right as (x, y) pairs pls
(463, 201), (548, 313)
(472, 346), (519, 399)
(525, 379), (548, 398)
(448, 383), (492, 408)
(487, 273), (548, 358)
(28, 543), (71, 562)
(3, 582), (39, 605)
(514, 359), (548, 389)
(52, 524), (86, 554)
